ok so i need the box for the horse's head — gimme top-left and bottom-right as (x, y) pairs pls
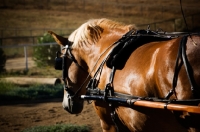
(49, 18), (137, 114)
(48, 31), (89, 114)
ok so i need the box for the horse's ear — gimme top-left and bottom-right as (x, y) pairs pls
(48, 31), (68, 46)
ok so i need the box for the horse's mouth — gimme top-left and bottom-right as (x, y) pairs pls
(62, 96), (84, 114)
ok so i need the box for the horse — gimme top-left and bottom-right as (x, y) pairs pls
(49, 18), (200, 132)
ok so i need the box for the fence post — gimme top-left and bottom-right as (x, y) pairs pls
(24, 46), (28, 71)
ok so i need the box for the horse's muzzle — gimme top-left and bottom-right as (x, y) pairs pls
(62, 93), (84, 114)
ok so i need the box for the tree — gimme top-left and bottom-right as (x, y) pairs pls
(33, 33), (60, 67)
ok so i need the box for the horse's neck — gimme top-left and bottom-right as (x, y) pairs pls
(84, 29), (129, 77)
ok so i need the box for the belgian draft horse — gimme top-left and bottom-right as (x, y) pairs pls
(49, 18), (200, 132)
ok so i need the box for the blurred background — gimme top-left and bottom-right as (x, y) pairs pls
(0, 0), (200, 73)
(0, 1), (200, 132)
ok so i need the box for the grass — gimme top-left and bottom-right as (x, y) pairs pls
(0, 81), (63, 101)
(0, 71), (91, 132)
(0, 81), (91, 132)
(0, 81), (93, 132)
(1, 66), (62, 78)
(22, 124), (90, 132)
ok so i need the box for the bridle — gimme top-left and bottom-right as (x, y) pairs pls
(63, 45), (87, 73)
(55, 44), (88, 99)
(55, 37), (119, 100)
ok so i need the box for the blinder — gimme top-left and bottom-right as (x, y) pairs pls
(55, 45), (87, 72)
(55, 51), (63, 70)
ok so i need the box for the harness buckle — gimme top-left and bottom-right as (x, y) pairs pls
(103, 83), (114, 102)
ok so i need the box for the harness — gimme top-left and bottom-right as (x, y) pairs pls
(55, 29), (200, 131)
(55, 45), (88, 101)
(165, 36), (200, 99)
(84, 30), (200, 99)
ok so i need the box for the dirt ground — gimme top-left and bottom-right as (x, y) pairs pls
(5, 57), (36, 70)
(0, 99), (102, 132)
(2, 57), (102, 132)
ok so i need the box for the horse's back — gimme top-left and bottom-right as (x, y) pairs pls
(114, 38), (179, 96)
(113, 35), (200, 132)
(114, 35), (200, 98)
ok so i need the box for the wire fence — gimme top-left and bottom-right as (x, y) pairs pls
(1, 0), (199, 14)
(1, 12), (199, 46)
(1, 0), (200, 70)
(1, 42), (58, 71)
(0, 28), (71, 46)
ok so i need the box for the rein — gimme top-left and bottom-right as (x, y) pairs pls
(55, 29), (200, 103)
(82, 30), (200, 112)
(54, 29), (200, 108)
(55, 29), (200, 131)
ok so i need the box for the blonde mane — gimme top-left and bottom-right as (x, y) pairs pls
(68, 18), (137, 48)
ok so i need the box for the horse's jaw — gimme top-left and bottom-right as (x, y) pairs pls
(62, 93), (84, 114)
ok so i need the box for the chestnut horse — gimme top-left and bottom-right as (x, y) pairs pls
(49, 18), (200, 132)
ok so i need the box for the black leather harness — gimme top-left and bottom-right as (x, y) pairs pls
(165, 35), (200, 99)
(83, 30), (200, 131)
(55, 29), (200, 131)
(84, 30), (200, 100)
